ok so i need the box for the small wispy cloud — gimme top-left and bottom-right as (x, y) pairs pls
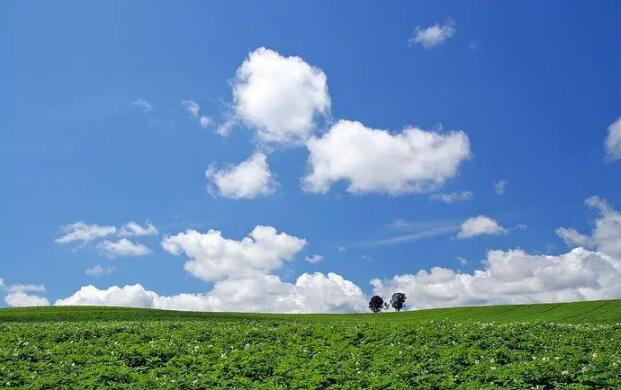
(410, 19), (456, 48)
(494, 180), (508, 195)
(182, 100), (212, 128)
(305, 254), (323, 264)
(131, 98), (154, 112)
(363, 221), (461, 247)
(85, 265), (114, 277)
(430, 191), (472, 203)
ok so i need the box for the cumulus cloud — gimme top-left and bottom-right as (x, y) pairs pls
(557, 196), (621, 258)
(98, 238), (151, 258)
(55, 222), (117, 244)
(372, 247), (621, 309)
(181, 99), (212, 128)
(118, 221), (158, 237)
(5, 292), (50, 307)
(410, 20), (456, 48)
(303, 120), (471, 194)
(605, 116), (621, 161)
(457, 215), (507, 239)
(131, 98), (153, 112)
(430, 191), (472, 203)
(162, 225), (306, 281)
(206, 153), (277, 199)
(1, 279), (49, 307)
(231, 47), (331, 145)
(56, 272), (366, 313)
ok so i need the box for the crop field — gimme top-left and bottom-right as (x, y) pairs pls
(2, 300), (621, 388)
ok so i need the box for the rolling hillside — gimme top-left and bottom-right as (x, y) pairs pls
(1, 298), (620, 323)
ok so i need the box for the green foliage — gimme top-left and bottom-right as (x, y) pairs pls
(1, 301), (621, 388)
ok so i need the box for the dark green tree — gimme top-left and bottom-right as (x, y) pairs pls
(390, 292), (407, 312)
(368, 295), (384, 313)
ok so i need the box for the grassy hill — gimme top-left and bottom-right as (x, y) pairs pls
(1, 298), (620, 323)
(2, 300), (621, 388)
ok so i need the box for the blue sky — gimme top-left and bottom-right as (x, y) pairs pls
(2, 1), (621, 311)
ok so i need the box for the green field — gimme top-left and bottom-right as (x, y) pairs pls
(2, 300), (621, 388)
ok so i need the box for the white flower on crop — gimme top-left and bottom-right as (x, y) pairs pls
(562, 370), (569, 375)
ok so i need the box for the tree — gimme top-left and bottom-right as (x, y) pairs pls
(368, 295), (384, 313)
(390, 292), (407, 312)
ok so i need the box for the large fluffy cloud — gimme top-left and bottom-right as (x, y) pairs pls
(457, 215), (507, 239)
(5, 292), (50, 307)
(161, 225), (306, 281)
(557, 196), (621, 258)
(1, 279), (49, 307)
(231, 47), (331, 145)
(605, 115), (621, 161)
(206, 153), (277, 199)
(303, 120), (471, 194)
(372, 247), (621, 309)
(56, 272), (366, 313)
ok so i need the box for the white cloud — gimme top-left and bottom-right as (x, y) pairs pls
(6, 284), (45, 293)
(303, 120), (471, 194)
(206, 153), (277, 199)
(494, 180), (507, 195)
(118, 221), (158, 237)
(605, 116), (621, 161)
(557, 196), (621, 258)
(162, 225), (306, 282)
(98, 238), (151, 258)
(56, 272), (367, 313)
(430, 191), (472, 203)
(131, 98), (153, 112)
(231, 47), (331, 145)
(181, 99), (212, 128)
(56, 285), (158, 308)
(5, 292), (50, 307)
(410, 20), (456, 48)
(556, 227), (591, 248)
(372, 247), (621, 310)
(457, 215), (507, 239)
(305, 254), (323, 264)
(182, 100), (200, 117)
(85, 265), (114, 277)
(1, 279), (50, 307)
(55, 222), (117, 244)
(199, 116), (212, 128)
(366, 224), (460, 247)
